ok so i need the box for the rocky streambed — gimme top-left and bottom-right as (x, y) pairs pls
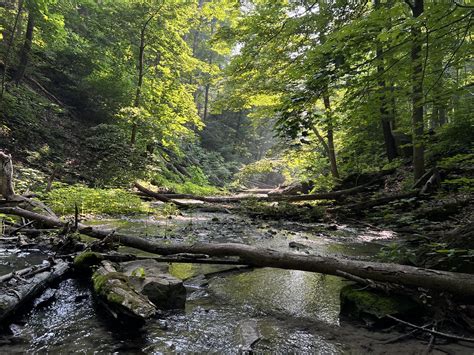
(1, 211), (473, 353)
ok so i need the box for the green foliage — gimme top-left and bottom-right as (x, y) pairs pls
(148, 175), (222, 196)
(43, 184), (148, 216)
(241, 200), (324, 221)
(438, 153), (474, 170)
(157, 203), (180, 217)
(80, 124), (148, 186)
(13, 166), (48, 194)
(73, 251), (103, 274)
(378, 243), (417, 264)
(340, 285), (418, 319)
(442, 177), (474, 193)
(233, 158), (286, 187)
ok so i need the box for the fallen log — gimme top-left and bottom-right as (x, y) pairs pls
(329, 191), (420, 213)
(134, 183), (233, 213)
(0, 260), (69, 325)
(413, 168), (436, 189)
(136, 181), (376, 204)
(96, 252), (247, 266)
(0, 263), (52, 283)
(134, 182), (188, 207)
(421, 169), (441, 194)
(1, 207), (474, 298)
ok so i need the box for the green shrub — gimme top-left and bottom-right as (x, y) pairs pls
(43, 184), (148, 215)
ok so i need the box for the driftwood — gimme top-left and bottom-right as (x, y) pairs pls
(136, 181), (376, 204)
(0, 260), (69, 324)
(1, 207), (474, 298)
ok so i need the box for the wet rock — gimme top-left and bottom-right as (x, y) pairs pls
(120, 259), (168, 275)
(128, 274), (186, 310)
(288, 241), (311, 250)
(73, 251), (103, 275)
(121, 259), (186, 309)
(92, 261), (157, 323)
(340, 285), (419, 324)
(74, 294), (88, 303)
(184, 274), (209, 289)
(34, 289), (56, 310)
(237, 319), (261, 352)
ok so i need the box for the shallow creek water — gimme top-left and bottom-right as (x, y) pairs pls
(1, 212), (469, 353)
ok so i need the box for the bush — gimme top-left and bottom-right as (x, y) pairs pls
(43, 184), (148, 215)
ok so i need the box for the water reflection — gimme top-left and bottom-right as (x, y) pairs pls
(0, 213), (396, 353)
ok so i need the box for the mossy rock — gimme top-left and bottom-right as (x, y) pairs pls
(340, 285), (418, 320)
(91, 266), (156, 322)
(73, 251), (103, 274)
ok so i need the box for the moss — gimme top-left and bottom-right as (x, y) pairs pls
(73, 251), (103, 274)
(106, 291), (125, 305)
(340, 285), (418, 319)
(92, 272), (131, 303)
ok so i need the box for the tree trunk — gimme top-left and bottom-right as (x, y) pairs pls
(322, 94), (340, 179)
(375, 0), (398, 162)
(202, 20), (215, 122)
(203, 83), (210, 121)
(432, 54), (447, 128)
(0, 260), (69, 324)
(2, 206), (474, 298)
(0, 151), (15, 199)
(0, 0), (24, 103)
(409, 0), (425, 180)
(130, 11), (157, 146)
(137, 180), (373, 203)
(13, 9), (34, 84)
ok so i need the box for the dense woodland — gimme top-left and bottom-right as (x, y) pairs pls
(0, 0), (473, 353)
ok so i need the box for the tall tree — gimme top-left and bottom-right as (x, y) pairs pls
(406, 0), (425, 180)
(375, 0), (398, 162)
(12, 4), (33, 83)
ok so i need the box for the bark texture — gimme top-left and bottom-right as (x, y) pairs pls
(0, 151), (15, 199)
(409, 0), (425, 180)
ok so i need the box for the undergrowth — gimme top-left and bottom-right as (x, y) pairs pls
(42, 184), (148, 215)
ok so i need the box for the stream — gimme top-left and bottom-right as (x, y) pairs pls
(1, 211), (472, 353)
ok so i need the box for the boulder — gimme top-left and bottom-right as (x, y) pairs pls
(120, 259), (186, 309)
(340, 285), (419, 324)
(92, 261), (157, 323)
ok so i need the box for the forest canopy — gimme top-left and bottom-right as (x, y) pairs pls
(0, 0), (472, 190)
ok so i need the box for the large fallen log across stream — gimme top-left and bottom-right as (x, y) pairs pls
(135, 181), (376, 204)
(1, 206), (474, 298)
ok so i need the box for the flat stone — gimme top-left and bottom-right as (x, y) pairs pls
(129, 274), (186, 309)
